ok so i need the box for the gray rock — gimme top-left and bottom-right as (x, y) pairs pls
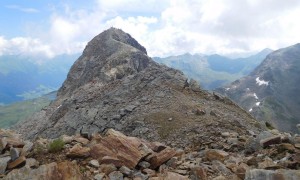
(189, 79), (201, 92)
(25, 158), (39, 168)
(0, 156), (11, 174)
(119, 109), (127, 116)
(112, 115), (121, 121)
(21, 141), (33, 156)
(260, 135), (281, 148)
(125, 105), (136, 112)
(89, 159), (100, 168)
(138, 161), (150, 169)
(212, 160), (232, 176)
(0, 138), (7, 152)
(133, 171), (148, 180)
(94, 173), (105, 180)
(10, 148), (19, 161)
(109, 171), (123, 180)
(119, 166), (132, 176)
(245, 169), (300, 180)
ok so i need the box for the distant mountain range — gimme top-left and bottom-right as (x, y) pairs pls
(0, 54), (79, 104)
(153, 48), (272, 89)
(0, 91), (55, 128)
(217, 43), (300, 133)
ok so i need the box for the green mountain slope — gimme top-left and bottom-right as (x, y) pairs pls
(0, 91), (56, 128)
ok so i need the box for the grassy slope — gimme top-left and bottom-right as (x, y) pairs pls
(0, 92), (55, 128)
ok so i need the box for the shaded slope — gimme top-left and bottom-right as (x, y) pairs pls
(217, 43), (300, 133)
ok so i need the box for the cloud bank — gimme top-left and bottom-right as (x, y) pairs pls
(2, 0), (300, 58)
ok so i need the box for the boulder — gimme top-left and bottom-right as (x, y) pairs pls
(100, 156), (124, 168)
(260, 136), (281, 148)
(7, 156), (26, 169)
(190, 166), (207, 180)
(90, 129), (143, 169)
(94, 173), (105, 180)
(89, 159), (100, 168)
(10, 148), (19, 161)
(67, 144), (90, 158)
(158, 172), (189, 180)
(99, 164), (117, 175)
(0, 157), (11, 174)
(205, 149), (229, 162)
(25, 158), (39, 168)
(148, 147), (177, 169)
(0, 138), (7, 151)
(109, 171), (123, 180)
(21, 141), (33, 156)
(245, 169), (300, 180)
(57, 161), (83, 180)
(73, 136), (90, 145)
(4, 162), (61, 180)
(5, 161), (82, 180)
(119, 166), (132, 176)
(61, 135), (74, 144)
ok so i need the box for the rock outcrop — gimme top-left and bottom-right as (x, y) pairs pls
(14, 28), (261, 149)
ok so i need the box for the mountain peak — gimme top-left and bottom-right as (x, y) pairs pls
(15, 29), (261, 149)
(57, 28), (151, 97)
(83, 27), (147, 57)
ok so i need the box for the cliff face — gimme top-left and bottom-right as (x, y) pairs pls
(217, 43), (300, 133)
(15, 28), (261, 148)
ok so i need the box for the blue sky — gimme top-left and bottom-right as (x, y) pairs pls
(1, 0), (300, 58)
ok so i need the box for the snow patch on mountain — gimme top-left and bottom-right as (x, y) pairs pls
(256, 77), (269, 86)
(253, 93), (258, 99)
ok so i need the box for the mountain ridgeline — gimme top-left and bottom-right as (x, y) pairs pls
(217, 43), (300, 133)
(15, 28), (261, 147)
(153, 49), (272, 89)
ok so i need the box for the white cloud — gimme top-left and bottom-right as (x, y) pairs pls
(0, 36), (54, 57)
(5, 5), (39, 13)
(2, 0), (300, 58)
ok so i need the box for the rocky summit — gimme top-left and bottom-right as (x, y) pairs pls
(217, 43), (300, 133)
(14, 28), (261, 149)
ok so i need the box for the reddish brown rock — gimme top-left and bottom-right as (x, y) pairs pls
(260, 136), (281, 148)
(90, 129), (143, 169)
(100, 156), (124, 168)
(7, 156), (26, 169)
(6, 139), (25, 148)
(190, 166), (207, 180)
(258, 158), (281, 170)
(99, 164), (117, 175)
(57, 161), (83, 180)
(5, 162), (61, 180)
(73, 136), (89, 145)
(158, 172), (189, 180)
(205, 149), (229, 162)
(67, 144), (90, 158)
(235, 163), (249, 179)
(278, 143), (295, 152)
(148, 142), (167, 152)
(148, 147), (177, 169)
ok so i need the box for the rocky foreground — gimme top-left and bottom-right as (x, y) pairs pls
(0, 127), (299, 180)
